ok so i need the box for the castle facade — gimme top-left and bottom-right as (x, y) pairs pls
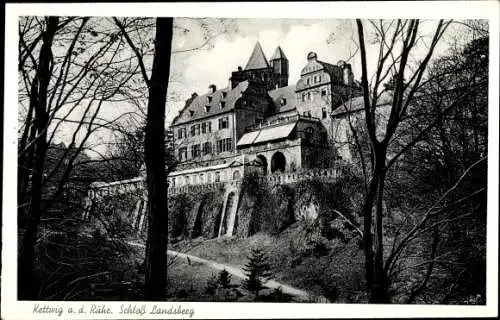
(168, 42), (362, 188)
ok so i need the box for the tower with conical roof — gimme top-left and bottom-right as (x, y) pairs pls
(244, 41), (269, 70)
(270, 46), (289, 88)
(230, 42), (278, 91)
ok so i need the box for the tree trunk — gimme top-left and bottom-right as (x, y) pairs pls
(362, 170), (377, 289)
(18, 16), (59, 300)
(144, 17), (173, 301)
(371, 146), (390, 303)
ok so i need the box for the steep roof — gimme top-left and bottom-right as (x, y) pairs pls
(172, 81), (250, 126)
(332, 91), (393, 117)
(268, 84), (296, 113)
(331, 96), (365, 117)
(245, 42), (270, 70)
(270, 46), (287, 60)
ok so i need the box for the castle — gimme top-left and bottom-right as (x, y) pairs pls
(167, 42), (362, 189)
(85, 42), (375, 237)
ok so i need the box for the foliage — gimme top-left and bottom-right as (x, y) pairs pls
(242, 247), (273, 298)
(168, 193), (192, 241)
(205, 273), (219, 295)
(349, 19), (488, 303)
(218, 269), (232, 289)
(34, 229), (143, 300)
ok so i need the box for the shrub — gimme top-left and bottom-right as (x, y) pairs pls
(321, 282), (338, 302)
(205, 273), (219, 295)
(273, 286), (286, 302)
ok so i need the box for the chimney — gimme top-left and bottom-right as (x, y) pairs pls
(237, 66), (242, 71)
(209, 84), (216, 93)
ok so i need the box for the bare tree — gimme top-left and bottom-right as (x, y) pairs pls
(17, 16), (148, 299)
(18, 16), (59, 300)
(355, 19), (453, 302)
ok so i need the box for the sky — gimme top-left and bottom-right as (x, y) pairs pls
(38, 18), (471, 158)
(166, 18), (359, 124)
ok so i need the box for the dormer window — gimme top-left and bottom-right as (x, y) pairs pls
(280, 98), (286, 106)
(222, 91), (227, 99)
(220, 101), (226, 109)
(189, 110), (194, 117)
(205, 105), (211, 112)
(207, 96), (212, 103)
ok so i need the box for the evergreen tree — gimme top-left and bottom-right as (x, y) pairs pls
(218, 268), (232, 288)
(242, 247), (273, 299)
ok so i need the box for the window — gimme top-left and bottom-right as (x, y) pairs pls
(177, 128), (184, 139)
(185, 176), (190, 185)
(222, 91), (227, 99)
(202, 142), (212, 155)
(321, 89), (327, 96)
(199, 174), (204, 184)
(205, 105), (211, 113)
(220, 101), (226, 109)
(196, 124), (201, 135)
(318, 75), (322, 82)
(219, 117), (229, 130)
(280, 98), (286, 106)
(207, 96), (212, 103)
(190, 125), (195, 137)
(307, 92), (312, 101)
(191, 144), (201, 158)
(178, 147), (187, 161)
(202, 122), (207, 133)
(306, 78), (310, 85)
(215, 172), (221, 183)
(302, 93), (306, 102)
(233, 170), (241, 180)
(189, 110), (194, 117)
(208, 121), (212, 133)
(314, 75), (317, 83)
(322, 107), (327, 119)
(216, 138), (233, 153)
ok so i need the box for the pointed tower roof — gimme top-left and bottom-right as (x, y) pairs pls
(244, 42), (269, 70)
(270, 46), (287, 60)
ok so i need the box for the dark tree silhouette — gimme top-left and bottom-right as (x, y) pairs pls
(142, 18), (173, 300)
(242, 247), (273, 299)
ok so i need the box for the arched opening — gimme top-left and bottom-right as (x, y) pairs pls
(271, 152), (286, 173)
(220, 192), (235, 236)
(192, 201), (204, 239)
(256, 154), (268, 175)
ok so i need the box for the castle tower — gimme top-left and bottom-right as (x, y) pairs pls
(231, 42), (276, 90)
(244, 41), (269, 70)
(269, 46), (289, 88)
